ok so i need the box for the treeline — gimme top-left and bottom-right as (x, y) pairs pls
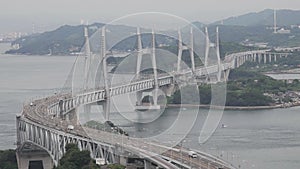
(55, 143), (125, 169)
(219, 42), (259, 58)
(169, 69), (300, 106)
(0, 149), (17, 169)
(169, 83), (274, 106)
(0, 144), (126, 169)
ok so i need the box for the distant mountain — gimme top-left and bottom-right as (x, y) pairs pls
(6, 23), (177, 55)
(6, 10), (300, 56)
(191, 21), (206, 28)
(206, 24), (300, 48)
(214, 9), (300, 26)
(6, 24), (100, 55)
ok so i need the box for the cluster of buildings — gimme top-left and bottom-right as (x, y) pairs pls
(0, 32), (27, 43)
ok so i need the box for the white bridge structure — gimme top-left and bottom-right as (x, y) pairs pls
(16, 25), (292, 169)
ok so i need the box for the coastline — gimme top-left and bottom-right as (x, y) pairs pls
(167, 102), (300, 110)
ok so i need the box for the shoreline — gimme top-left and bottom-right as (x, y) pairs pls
(167, 102), (300, 110)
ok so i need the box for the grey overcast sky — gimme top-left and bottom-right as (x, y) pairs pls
(1, 0), (300, 33)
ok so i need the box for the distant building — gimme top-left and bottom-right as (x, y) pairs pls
(291, 25), (298, 29)
(240, 39), (269, 48)
(254, 42), (268, 48)
(277, 28), (291, 34)
(12, 44), (20, 49)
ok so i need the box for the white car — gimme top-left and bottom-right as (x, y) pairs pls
(67, 125), (74, 130)
(188, 151), (198, 158)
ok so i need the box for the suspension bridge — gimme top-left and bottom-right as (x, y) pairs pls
(16, 25), (291, 169)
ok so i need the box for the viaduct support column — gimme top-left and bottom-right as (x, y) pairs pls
(66, 109), (78, 124)
(240, 56), (243, 65)
(237, 57), (240, 67)
(16, 150), (53, 169)
(136, 91), (143, 106)
(224, 69), (230, 82)
(144, 160), (152, 169)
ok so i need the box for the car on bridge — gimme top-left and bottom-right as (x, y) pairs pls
(188, 151), (198, 158)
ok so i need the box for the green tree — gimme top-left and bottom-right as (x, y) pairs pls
(55, 143), (99, 169)
(106, 164), (126, 169)
(0, 149), (18, 169)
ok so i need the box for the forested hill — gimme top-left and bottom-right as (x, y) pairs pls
(5, 23), (176, 55)
(207, 24), (300, 47)
(6, 9), (300, 55)
(6, 23), (104, 55)
(213, 9), (300, 26)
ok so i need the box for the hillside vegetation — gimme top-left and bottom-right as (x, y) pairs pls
(0, 149), (18, 169)
(214, 9), (300, 26)
(7, 9), (300, 56)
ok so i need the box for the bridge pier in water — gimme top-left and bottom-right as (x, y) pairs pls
(135, 91), (161, 110)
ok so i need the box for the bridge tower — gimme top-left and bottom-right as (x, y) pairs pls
(135, 27), (143, 107)
(216, 27), (222, 82)
(190, 27), (195, 72)
(84, 26), (92, 89)
(135, 28), (160, 110)
(151, 28), (159, 108)
(136, 27), (143, 79)
(177, 27), (195, 72)
(100, 26), (111, 121)
(204, 27), (210, 67)
(177, 29), (183, 72)
(83, 26), (92, 121)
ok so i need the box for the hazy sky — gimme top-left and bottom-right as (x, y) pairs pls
(1, 0), (300, 33)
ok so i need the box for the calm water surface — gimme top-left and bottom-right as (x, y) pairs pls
(0, 43), (299, 169)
